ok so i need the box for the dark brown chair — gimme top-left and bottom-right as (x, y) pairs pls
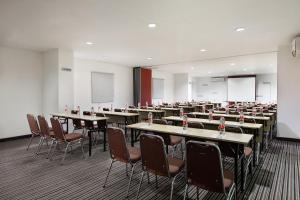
(103, 128), (141, 198)
(244, 118), (256, 124)
(26, 114), (40, 151)
(37, 115), (56, 157)
(114, 108), (122, 112)
(184, 141), (236, 200)
(222, 125), (253, 190)
(103, 108), (110, 111)
(49, 118), (85, 163)
(188, 122), (204, 129)
(136, 134), (184, 200)
(129, 105), (136, 108)
(153, 119), (183, 158)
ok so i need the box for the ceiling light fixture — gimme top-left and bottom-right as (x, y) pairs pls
(85, 41), (94, 45)
(230, 63), (236, 66)
(147, 57), (153, 60)
(148, 23), (156, 28)
(191, 66), (195, 70)
(200, 49), (207, 52)
(235, 27), (245, 32)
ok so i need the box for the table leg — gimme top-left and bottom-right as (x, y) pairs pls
(131, 129), (135, 147)
(241, 153), (245, 191)
(125, 116), (128, 136)
(103, 126), (106, 152)
(88, 131), (92, 156)
(234, 144), (239, 189)
(66, 118), (69, 133)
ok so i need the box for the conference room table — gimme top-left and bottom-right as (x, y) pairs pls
(158, 107), (180, 116)
(126, 108), (165, 119)
(178, 105), (196, 113)
(163, 116), (263, 165)
(96, 111), (139, 136)
(127, 122), (253, 191)
(51, 113), (108, 156)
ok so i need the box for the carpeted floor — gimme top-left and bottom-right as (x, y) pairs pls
(0, 137), (299, 200)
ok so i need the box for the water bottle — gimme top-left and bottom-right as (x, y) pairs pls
(202, 106), (205, 113)
(252, 108), (257, 116)
(148, 112), (153, 125)
(219, 117), (225, 134)
(225, 106), (229, 115)
(183, 115), (188, 130)
(209, 110), (213, 121)
(180, 108), (184, 117)
(138, 102), (141, 109)
(239, 111), (244, 124)
(64, 105), (68, 113)
(77, 106), (80, 115)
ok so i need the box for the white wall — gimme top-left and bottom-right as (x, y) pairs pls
(0, 46), (43, 139)
(74, 58), (133, 111)
(277, 45), (300, 139)
(152, 70), (174, 104)
(42, 49), (59, 117)
(174, 73), (189, 102)
(192, 77), (227, 104)
(256, 74), (277, 103)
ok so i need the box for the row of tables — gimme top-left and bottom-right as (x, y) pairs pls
(51, 106), (276, 192)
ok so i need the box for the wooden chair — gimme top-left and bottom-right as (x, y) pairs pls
(103, 128), (141, 198)
(26, 114), (40, 151)
(136, 134), (184, 200)
(71, 110), (84, 132)
(49, 118), (85, 164)
(184, 141), (236, 200)
(37, 115), (55, 157)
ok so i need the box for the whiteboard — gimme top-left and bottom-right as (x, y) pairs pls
(152, 78), (164, 99)
(227, 77), (256, 102)
(91, 72), (114, 103)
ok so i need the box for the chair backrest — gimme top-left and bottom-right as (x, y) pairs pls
(103, 108), (110, 111)
(188, 122), (204, 129)
(71, 110), (78, 114)
(107, 128), (130, 163)
(225, 125), (244, 134)
(37, 115), (51, 137)
(83, 111), (91, 116)
(96, 113), (105, 117)
(114, 108), (122, 112)
(128, 110), (138, 113)
(129, 105), (136, 108)
(244, 118), (256, 124)
(50, 118), (66, 141)
(27, 114), (40, 135)
(153, 119), (168, 125)
(140, 134), (169, 177)
(186, 141), (226, 193)
(187, 113), (196, 118)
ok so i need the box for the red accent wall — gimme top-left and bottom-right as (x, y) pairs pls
(140, 68), (152, 106)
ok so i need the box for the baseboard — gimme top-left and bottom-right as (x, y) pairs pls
(276, 136), (300, 142)
(0, 134), (32, 143)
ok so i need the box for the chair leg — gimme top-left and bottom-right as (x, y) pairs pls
(136, 171), (145, 200)
(126, 163), (136, 198)
(61, 142), (70, 164)
(34, 137), (43, 155)
(103, 159), (114, 188)
(80, 139), (86, 159)
(183, 184), (188, 200)
(49, 141), (58, 161)
(47, 139), (55, 159)
(170, 173), (179, 200)
(26, 134), (34, 151)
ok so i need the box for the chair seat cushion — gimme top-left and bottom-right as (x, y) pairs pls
(223, 169), (234, 190)
(244, 147), (253, 157)
(127, 146), (141, 163)
(65, 133), (82, 141)
(170, 136), (183, 145)
(168, 156), (184, 176)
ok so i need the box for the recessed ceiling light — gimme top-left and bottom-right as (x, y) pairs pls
(230, 63), (236, 66)
(85, 41), (94, 45)
(148, 24), (156, 28)
(191, 66), (195, 70)
(208, 71), (212, 74)
(200, 49), (207, 52)
(235, 27), (245, 32)
(147, 57), (153, 60)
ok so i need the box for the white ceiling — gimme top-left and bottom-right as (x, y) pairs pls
(153, 52), (277, 77)
(0, 0), (299, 71)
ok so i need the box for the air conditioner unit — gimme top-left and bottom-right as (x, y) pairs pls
(211, 77), (225, 82)
(292, 37), (300, 57)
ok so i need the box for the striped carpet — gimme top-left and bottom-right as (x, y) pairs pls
(0, 137), (299, 200)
